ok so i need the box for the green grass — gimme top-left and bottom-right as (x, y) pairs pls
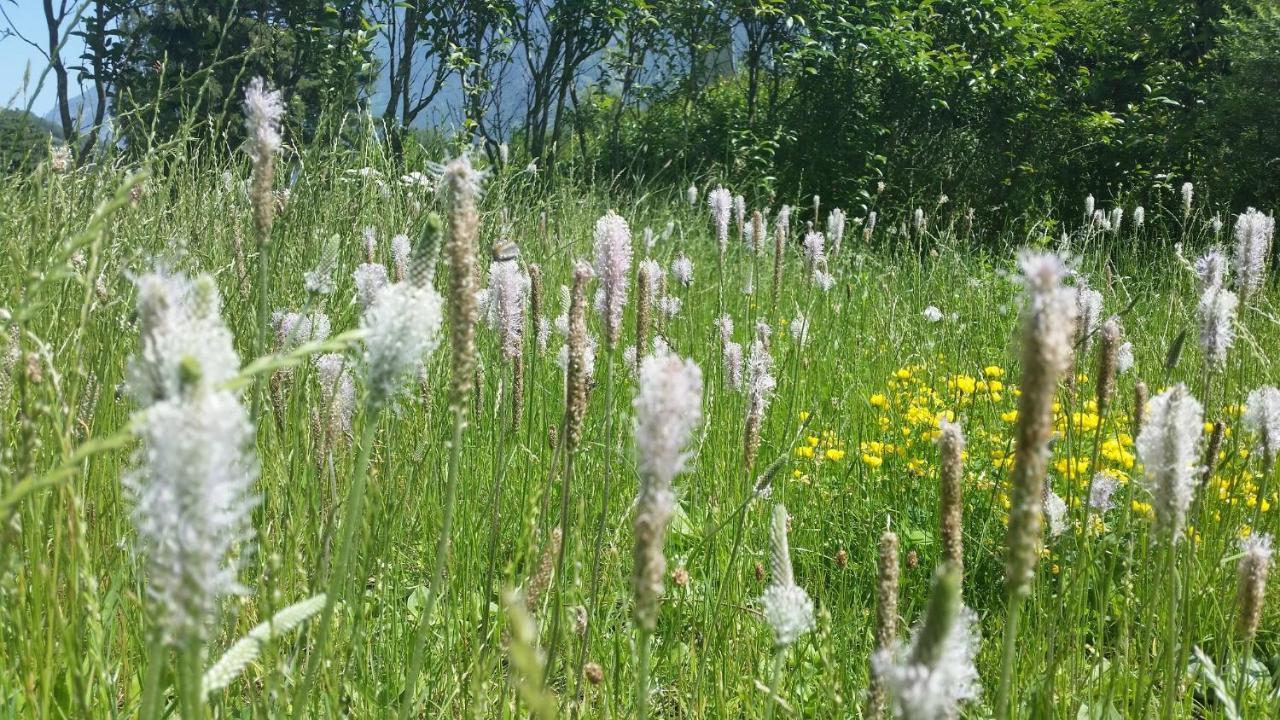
(1, 140), (1278, 719)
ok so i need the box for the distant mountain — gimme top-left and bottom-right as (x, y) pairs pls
(42, 91), (101, 135)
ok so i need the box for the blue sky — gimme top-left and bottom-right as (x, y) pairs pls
(0, 1), (87, 113)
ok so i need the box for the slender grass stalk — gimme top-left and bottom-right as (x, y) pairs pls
(399, 404), (467, 718)
(292, 400), (380, 712)
(573, 354), (616, 709)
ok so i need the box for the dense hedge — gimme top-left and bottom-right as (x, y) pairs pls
(595, 0), (1279, 219)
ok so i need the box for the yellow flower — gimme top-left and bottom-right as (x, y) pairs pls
(861, 454), (884, 468)
(1131, 500), (1154, 519)
(950, 375), (977, 395)
(798, 410), (811, 422)
(895, 367), (912, 381)
(825, 448), (846, 462)
(984, 365), (1005, 378)
(907, 458), (927, 475)
(870, 393), (888, 408)
(807, 436), (819, 447)
(1001, 410), (1019, 424)
(795, 445), (815, 459)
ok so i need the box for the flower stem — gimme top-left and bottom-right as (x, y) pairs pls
(996, 592), (1024, 719)
(399, 403), (467, 719)
(292, 398), (382, 713)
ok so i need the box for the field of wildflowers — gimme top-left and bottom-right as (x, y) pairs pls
(1, 81), (1278, 719)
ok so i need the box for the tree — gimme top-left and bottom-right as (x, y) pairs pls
(87, 0), (374, 153)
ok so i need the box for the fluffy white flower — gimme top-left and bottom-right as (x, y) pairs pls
(1243, 386), (1280, 463)
(708, 187), (733, 251)
(593, 210), (633, 345)
(872, 606), (981, 720)
(687, 183), (698, 206)
(813, 269), (835, 292)
(1195, 248), (1229, 291)
(314, 353), (355, 437)
(1044, 489), (1068, 538)
(1197, 286), (1237, 371)
(723, 341), (744, 391)
(1181, 182), (1194, 215)
(272, 311), (330, 350)
(127, 271), (240, 404)
(790, 314), (810, 345)
(391, 233), (412, 282)
(1234, 208), (1275, 300)
(803, 231), (826, 270)
(1133, 206), (1145, 228)
(922, 306), (943, 323)
(760, 584), (815, 647)
(672, 254), (694, 287)
(488, 260), (530, 359)
(1136, 385), (1203, 542)
(1116, 341), (1135, 374)
(1090, 472), (1120, 513)
(127, 389), (257, 645)
(243, 77), (283, 166)
(353, 263), (389, 310)
(634, 350), (703, 487)
(361, 282), (444, 402)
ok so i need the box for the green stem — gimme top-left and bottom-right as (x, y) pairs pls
(1161, 543), (1180, 719)
(398, 403), (467, 719)
(636, 628), (652, 720)
(292, 398), (382, 713)
(996, 593), (1024, 720)
(573, 356), (616, 709)
(762, 648), (786, 720)
(139, 633), (165, 720)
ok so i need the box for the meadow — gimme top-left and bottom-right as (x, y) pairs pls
(1, 99), (1278, 720)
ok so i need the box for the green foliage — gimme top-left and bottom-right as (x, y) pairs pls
(89, 1), (374, 154)
(594, 0), (1278, 219)
(0, 109), (62, 173)
(1199, 4), (1280, 210)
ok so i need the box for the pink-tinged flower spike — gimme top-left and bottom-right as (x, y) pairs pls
(1234, 208), (1275, 301)
(1194, 248), (1229, 291)
(1197, 286), (1237, 372)
(1136, 384), (1203, 543)
(1004, 251), (1077, 597)
(1244, 387), (1280, 473)
(1074, 282), (1103, 354)
(243, 77), (284, 241)
(828, 208), (847, 255)
(1181, 182), (1194, 216)
(593, 210), (633, 349)
(391, 234), (411, 283)
(723, 341), (743, 391)
(708, 187), (733, 260)
(744, 337), (776, 470)
(733, 194), (746, 241)
(802, 229), (825, 273)
(439, 155), (483, 411)
(488, 259), (530, 360)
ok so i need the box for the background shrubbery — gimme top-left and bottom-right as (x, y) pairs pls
(4, 0), (1279, 220)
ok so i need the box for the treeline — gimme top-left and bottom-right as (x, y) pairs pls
(12, 0), (1280, 215)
